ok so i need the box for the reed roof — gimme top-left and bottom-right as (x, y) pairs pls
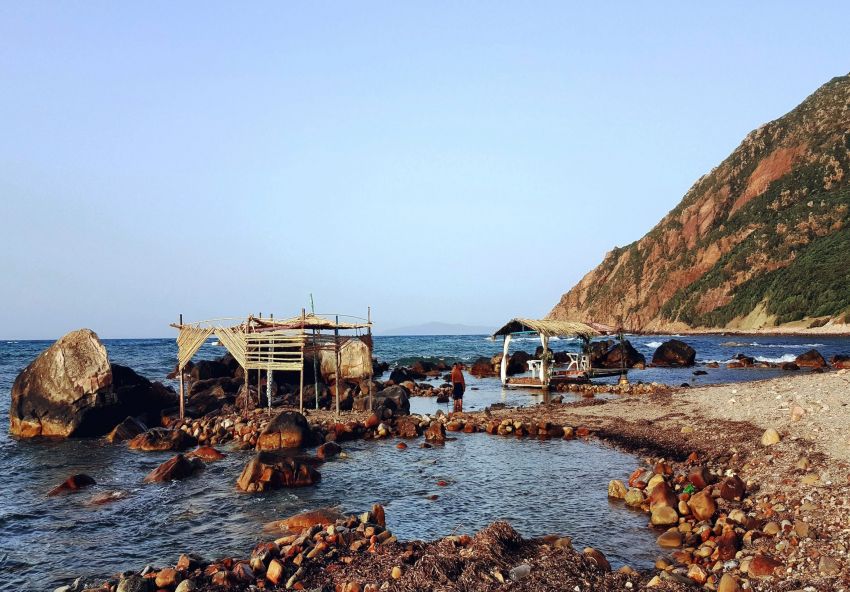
(492, 318), (600, 338)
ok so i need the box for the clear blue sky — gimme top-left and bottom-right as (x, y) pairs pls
(2, 2), (849, 338)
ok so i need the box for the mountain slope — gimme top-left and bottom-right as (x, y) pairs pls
(549, 74), (850, 332)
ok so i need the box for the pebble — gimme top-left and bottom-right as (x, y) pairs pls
(761, 428), (781, 446)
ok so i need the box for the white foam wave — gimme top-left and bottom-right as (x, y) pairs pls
(644, 341), (663, 349)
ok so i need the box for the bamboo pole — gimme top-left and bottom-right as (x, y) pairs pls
(178, 313), (185, 420)
(299, 308), (305, 414)
(367, 306), (373, 412)
(335, 315), (340, 417)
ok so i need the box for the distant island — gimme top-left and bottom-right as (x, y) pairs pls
(377, 321), (495, 336)
(549, 73), (850, 334)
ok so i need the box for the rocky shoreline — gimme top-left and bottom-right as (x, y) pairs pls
(48, 368), (849, 592)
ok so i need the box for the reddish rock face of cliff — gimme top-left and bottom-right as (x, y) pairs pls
(549, 74), (850, 332)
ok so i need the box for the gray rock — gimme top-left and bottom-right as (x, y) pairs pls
(117, 575), (149, 592)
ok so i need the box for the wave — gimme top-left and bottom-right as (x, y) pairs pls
(720, 341), (824, 349)
(698, 353), (798, 365)
(644, 341), (663, 349)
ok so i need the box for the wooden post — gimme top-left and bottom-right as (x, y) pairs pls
(501, 334), (512, 385)
(334, 315), (340, 417)
(178, 314), (185, 420)
(367, 306), (373, 412)
(299, 308), (305, 414)
(267, 367), (273, 415)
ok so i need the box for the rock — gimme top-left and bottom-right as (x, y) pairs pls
(9, 329), (176, 438)
(189, 359), (231, 381)
(651, 340), (696, 367)
(624, 488), (645, 507)
(780, 362), (800, 371)
(607, 480), (627, 499)
(830, 354), (850, 369)
(686, 564), (707, 585)
(116, 575), (148, 592)
(128, 428), (196, 452)
(687, 466), (711, 490)
(648, 482), (678, 510)
(719, 475), (746, 501)
(748, 553), (782, 577)
(236, 451), (321, 491)
(48, 473), (96, 496)
(189, 445), (225, 461)
(278, 507), (343, 531)
(175, 580), (197, 592)
(819, 556), (841, 576)
(687, 489), (716, 521)
(582, 548), (611, 572)
(795, 349), (827, 368)
(595, 341), (646, 369)
(470, 357), (497, 378)
(317, 441), (342, 460)
(375, 385), (411, 416)
(105, 416), (148, 444)
(424, 421), (445, 443)
(506, 350), (531, 375)
(266, 559), (285, 585)
(717, 573), (740, 592)
(763, 521), (780, 536)
(391, 566), (403, 579)
(651, 506), (679, 526)
(155, 568), (180, 588)
(761, 428), (781, 446)
(144, 454), (204, 483)
(395, 417), (419, 438)
(657, 529), (682, 548)
(256, 411), (311, 450)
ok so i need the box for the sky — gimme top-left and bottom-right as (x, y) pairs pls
(1, 2), (849, 339)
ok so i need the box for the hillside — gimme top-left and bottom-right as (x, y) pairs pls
(549, 73), (850, 332)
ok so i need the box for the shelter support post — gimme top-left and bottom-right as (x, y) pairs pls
(267, 368), (273, 415)
(501, 335), (511, 385)
(367, 306), (373, 412)
(541, 334), (549, 388)
(335, 316), (340, 417)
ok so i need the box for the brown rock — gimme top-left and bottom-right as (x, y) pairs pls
(718, 573), (741, 592)
(424, 421), (445, 443)
(395, 417), (419, 438)
(128, 428), (196, 452)
(657, 529), (682, 548)
(190, 445), (225, 461)
(144, 454), (204, 483)
(687, 489), (716, 521)
(582, 548), (611, 572)
(651, 340), (696, 367)
(155, 568), (180, 589)
(105, 416), (148, 444)
(48, 473), (96, 496)
(648, 481), (678, 510)
(316, 441), (342, 460)
(749, 553), (783, 577)
(236, 451), (321, 491)
(796, 349), (827, 368)
(278, 507), (343, 531)
(10, 329), (175, 438)
(719, 475), (745, 501)
(256, 411), (311, 450)
(687, 466), (711, 490)
(372, 503), (386, 527)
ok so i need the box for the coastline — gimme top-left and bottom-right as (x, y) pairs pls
(68, 370), (850, 591)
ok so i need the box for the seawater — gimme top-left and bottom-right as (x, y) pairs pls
(1, 334), (849, 590)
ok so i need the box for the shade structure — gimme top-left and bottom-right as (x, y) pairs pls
(492, 318), (600, 339)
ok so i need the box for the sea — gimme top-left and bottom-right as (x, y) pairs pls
(1, 334), (848, 591)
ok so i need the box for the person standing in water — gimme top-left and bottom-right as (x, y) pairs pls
(450, 362), (466, 412)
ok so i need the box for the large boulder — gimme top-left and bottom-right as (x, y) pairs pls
(830, 354), (850, 369)
(595, 341), (646, 369)
(319, 339), (373, 382)
(651, 340), (696, 367)
(144, 454), (204, 483)
(796, 349), (827, 369)
(105, 416), (148, 444)
(374, 385), (410, 416)
(128, 428), (197, 452)
(506, 351), (532, 375)
(189, 359), (231, 381)
(9, 329), (176, 438)
(236, 451), (321, 492)
(469, 357), (497, 378)
(256, 411), (311, 450)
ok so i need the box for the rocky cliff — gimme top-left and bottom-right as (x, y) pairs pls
(549, 74), (850, 332)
